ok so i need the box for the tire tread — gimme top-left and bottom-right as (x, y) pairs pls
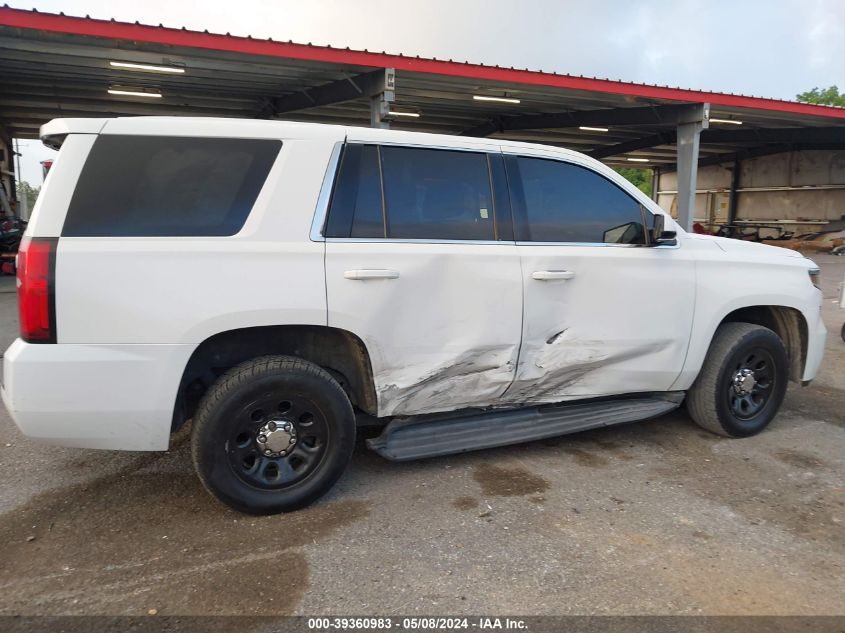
(190, 355), (353, 514)
(687, 322), (786, 437)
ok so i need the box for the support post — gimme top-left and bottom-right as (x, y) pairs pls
(369, 68), (395, 129)
(675, 103), (710, 231)
(727, 159), (741, 226)
(651, 167), (660, 203)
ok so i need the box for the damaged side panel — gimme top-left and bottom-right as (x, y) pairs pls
(507, 244), (697, 404)
(504, 329), (677, 403)
(375, 345), (520, 417)
(325, 241), (524, 417)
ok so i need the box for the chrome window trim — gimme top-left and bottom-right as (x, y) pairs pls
(515, 241), (680, 249)
(325, 238), (513, 246)
(309, 141), (344, 242)
(517, 241), (644, 248)
(324, 237), (678, 248)
(346, 138), (499, 154)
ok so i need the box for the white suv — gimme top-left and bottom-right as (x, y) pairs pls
(2, 117), (827, 514)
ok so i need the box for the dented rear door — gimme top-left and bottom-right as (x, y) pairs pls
(324, 140), (523, 417)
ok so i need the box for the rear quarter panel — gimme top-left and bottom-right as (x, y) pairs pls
(56, 137), (337, 345)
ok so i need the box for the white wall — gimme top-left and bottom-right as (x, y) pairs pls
(657, 149), (845, 235)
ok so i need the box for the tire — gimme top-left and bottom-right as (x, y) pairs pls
(191, 355), (356, 515)
(687, 322), (788, 438)
(841, 321), (845, 343)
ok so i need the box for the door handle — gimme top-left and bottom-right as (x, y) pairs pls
(344, 269), (400, 280)
(532, 270), (575, 281)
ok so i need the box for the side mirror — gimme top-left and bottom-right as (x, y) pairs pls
(651, 213), (677, 246)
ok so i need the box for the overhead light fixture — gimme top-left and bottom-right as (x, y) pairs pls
(627, 157), (650, 162)
(388, 110), (420, 118)
(109, 61), (185, 74)
(709, 118), (743, 125)
(108, 88), (162, 98)
(473, 95), (521, 104)
(579, 126), (609, 132)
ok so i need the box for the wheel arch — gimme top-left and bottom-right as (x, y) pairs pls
(173, 325), (378, 432)
(716, 305), (808, 383)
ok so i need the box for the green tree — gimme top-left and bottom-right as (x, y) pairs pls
(615, 167), (653, 197)
(796, 85), (845, 106)
(16, 181), (39, 212)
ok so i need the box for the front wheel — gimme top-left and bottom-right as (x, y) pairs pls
(191, 356), (356, 514)
(687, 322), (788, 438)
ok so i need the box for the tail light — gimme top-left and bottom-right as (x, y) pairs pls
(17, 237), (58, 343)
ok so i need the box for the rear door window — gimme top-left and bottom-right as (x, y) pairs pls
(325, 144), (508, 241)
(63, 135), (281, 237)
(380, 146), (495, 241)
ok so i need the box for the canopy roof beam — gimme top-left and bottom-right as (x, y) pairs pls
(260, 68), (395, 118)
(460, 103), (712, 137)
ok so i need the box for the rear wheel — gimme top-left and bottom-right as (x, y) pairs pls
(687, 322), (788, 438)
(191, 356), (355, 514)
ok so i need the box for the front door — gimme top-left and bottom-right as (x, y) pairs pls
(501, 150), (696, 404)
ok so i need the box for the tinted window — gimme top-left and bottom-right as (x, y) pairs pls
(63, 135), (281, 237)
(325, 144), (384, 238)
(509, 156), (646, 244)
(380, 147), (494, 240)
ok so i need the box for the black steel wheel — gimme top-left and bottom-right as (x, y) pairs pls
(687, 322), (788, 438)
(191, 356), (355, 514)
(726, 347), (776, 421)
(227, 394), (329, 490)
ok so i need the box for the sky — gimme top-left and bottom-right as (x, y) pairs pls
(8, 0), (845, 185)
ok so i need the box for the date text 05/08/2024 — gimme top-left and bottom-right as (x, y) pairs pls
(307, 617), (528, 630)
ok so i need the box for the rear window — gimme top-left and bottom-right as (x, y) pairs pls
(63, 135), (281, 237)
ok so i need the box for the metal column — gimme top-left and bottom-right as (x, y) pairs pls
(651, 167), (660, 203)
(369, 68), (395, 129)
(727, 159), (741, 226)
(675, 103), (710, 231)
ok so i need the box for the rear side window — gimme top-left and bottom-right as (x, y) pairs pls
(507, 156), (647, 245)
(326, 145), (500, 241)
(63, 135), (281, 237)
(325, 144), (384, 238)
(380, 147), (494, 241)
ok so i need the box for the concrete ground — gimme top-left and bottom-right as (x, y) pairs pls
(0, 256), (843, 617)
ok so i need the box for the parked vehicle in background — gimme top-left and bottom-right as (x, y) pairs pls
(1, 117), (827, 514)
(0, 216), (26, 275)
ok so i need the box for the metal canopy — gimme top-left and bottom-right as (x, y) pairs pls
(2, 5), (845, 171)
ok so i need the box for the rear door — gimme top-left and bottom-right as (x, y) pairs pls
(323, 141), (523, 417)
(502, 149), (696, 403)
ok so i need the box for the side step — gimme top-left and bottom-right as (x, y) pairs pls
(366, 393), (684, 461)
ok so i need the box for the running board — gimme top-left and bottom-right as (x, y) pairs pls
(366, 393), (684, 461)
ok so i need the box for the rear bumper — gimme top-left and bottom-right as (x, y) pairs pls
(1, 338), (195, 451)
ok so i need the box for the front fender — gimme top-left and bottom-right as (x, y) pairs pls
(670, 289), (822, 392)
